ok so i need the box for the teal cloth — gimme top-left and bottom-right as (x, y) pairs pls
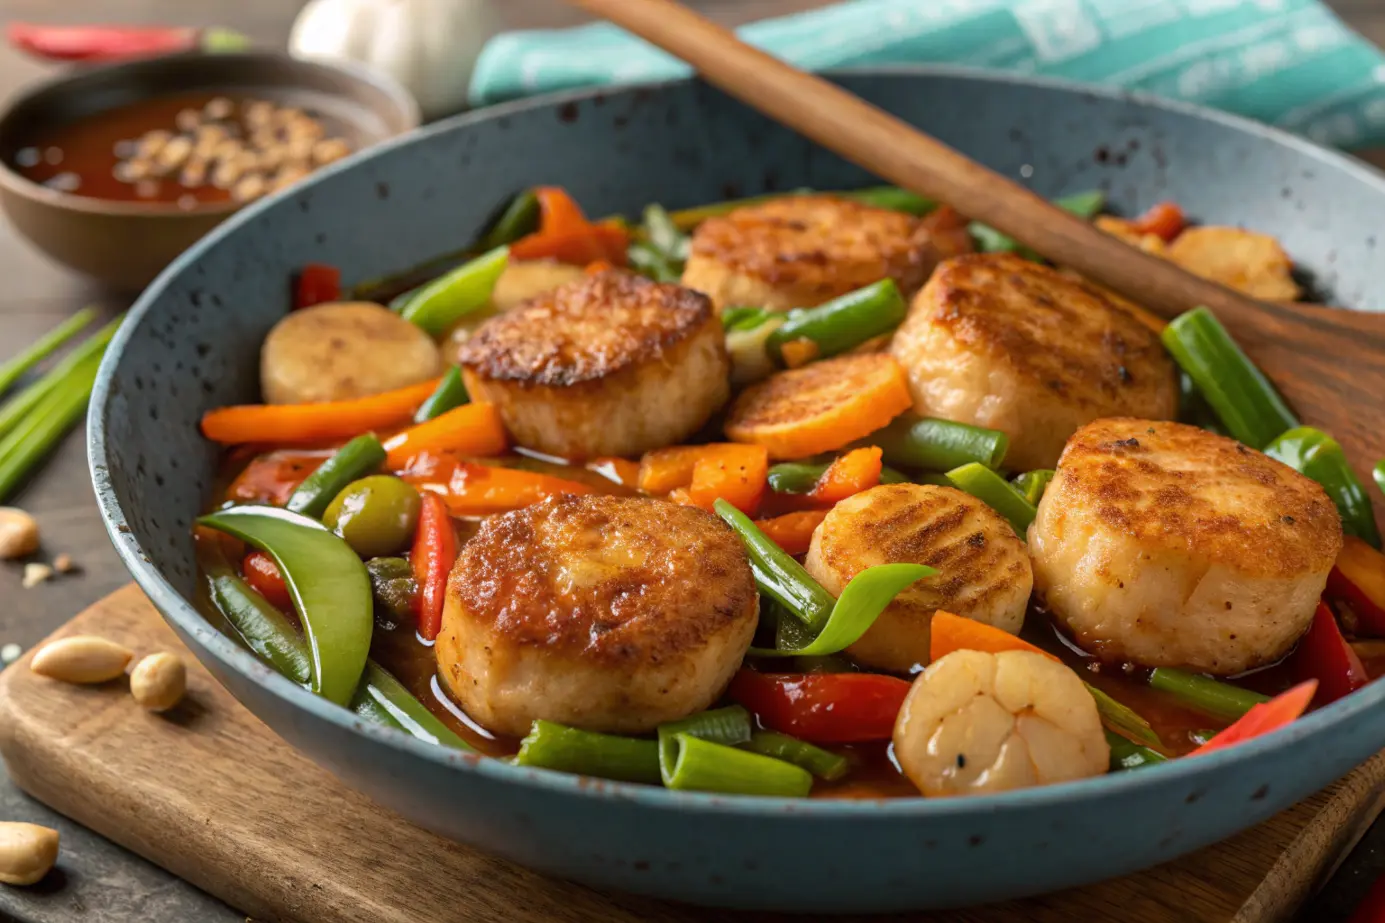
(469, 0), (1385, 149)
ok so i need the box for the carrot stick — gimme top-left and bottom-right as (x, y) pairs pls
(383, 402), (508, 469)
(201, 378), (441, 445)
(809, 446), (882, 503)
(928, 610), (1060, 664)
(755, 509), (829, 556)
(410, 462), (593, 516)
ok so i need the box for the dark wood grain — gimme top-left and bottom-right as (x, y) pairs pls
(4, 587), (1385, 923)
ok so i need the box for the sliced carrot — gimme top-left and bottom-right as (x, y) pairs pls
(584, 259), (615, 275)
(755, 509), (829, 556)
(779, 337), (820, 369)
(533, 186), (590, 234)
(1189, 680), (1317, 757)
(687, 443), (769, 515)
(407, 460), (592, 516)
(201, 378), (441, 445)
(725, 353), (912, 460)
(510, 221), (630, 266)
(587, 456), (641, 488)
(810, 446), (882, 503)
(1129, 201), (1186, 243)
(638, 445), (708, 494)
(383, 402), (508, 469)
(928, 610), (1060, 664)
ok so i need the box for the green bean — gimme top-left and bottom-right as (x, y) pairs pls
(199, 538), (313, 686)
(1106, 730), (1168, 771)
(515, 720), (661, 784)
(741, 731), (850, 781)
(969, 190), (1105, 258)
(945, 462), (1037, 535)
(1265, 427), (1380, 547)
(0, 307), (94, 396)
(1161, 306), (1298, 450)
(1148, 668), (1269, 722)
(1012, 470), (1055, 506)
(284, 434), (386, 520)
(663, 734), (813, 796)
(722, 306), (778, 331)
(714, 500), (836, 627)
(414, 367), (469, 422)
(766, 459), (908, 495)
(656, 706), (753, 774)
(355, 662), (472, 750)
(626, 240), (682, 282)
(766, 279), (907, 363)
(1086, 683), (1161, 749)
(866, 415), (1009, 471)
(837, 186), (936, 215)
(396, 246), (510, 337)
(476, 189), (540, 251)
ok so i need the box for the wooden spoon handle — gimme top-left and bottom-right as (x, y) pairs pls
(569, 0), (1280, 328)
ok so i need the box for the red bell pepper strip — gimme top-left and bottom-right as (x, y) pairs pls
(294, 263), (342, 310)
(1292, 602), (1369, 706)
(1128, 201), (1186, 242)
(509, 221), (630, 266)
(411, 492), (456, 641)
(1188, 680), (1317, 757)
(7, 22), (247, 61)
(242, 551), (293, 611)
(1327, 536), (1385, 637)
(726, 668), (912, 743)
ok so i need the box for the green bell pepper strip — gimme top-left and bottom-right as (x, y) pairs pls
(413, 367), (469, 423)
(198, 537), (313, 686)
(1106, 730), (1168, 771)
(0, 307), (93, 396)
(354, 662), (472, 750)
(765, 279), (907, 363)
(476, 190), (540, 251)
(838, 186), (936, 214)
(766, 459), (908, 494)
(1265, 427), (1381, 547)
(198, 506), (372, 706)
(866, 415), (1009, 472)
(1148, 668), (1269, 722)
(514, 720), (661, 784)
(1013, 470), (1055, 506)
(969, 190), (1105, 258)
(1161, 306), (1298, 450)
(714, 500), (836, 627)
(656, 706), (753, 786)
(741, 730), (850, 781)
(284, 434), (386, 520)
(945, 463), (1037, 535)
(663, 734), (813, 796)
(396, 246), (510, 337)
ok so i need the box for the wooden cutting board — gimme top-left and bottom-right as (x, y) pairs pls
(1, 585), (1383, 923)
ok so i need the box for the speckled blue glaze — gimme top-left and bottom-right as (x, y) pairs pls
(90, 69), (1385, 912)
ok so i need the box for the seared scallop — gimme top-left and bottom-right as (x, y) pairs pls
(804, 484), (1032, 673)
(893, 649), (1108, 797)
(457, 271), (729, 460)
(889, 253), (1178, 471)
(260, 301), (442, 404)
(1030, 419), (1343, 675)
(435, 494), (759, 737)
(681, 196), (973, 312)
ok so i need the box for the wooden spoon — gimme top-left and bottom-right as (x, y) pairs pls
(570, 0), (1385, 483)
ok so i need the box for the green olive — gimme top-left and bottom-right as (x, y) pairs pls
(322, 475), (422, 557)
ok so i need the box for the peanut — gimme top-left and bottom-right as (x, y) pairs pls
(0, 508), (38, 559)
(0, 823), (58, 886)
(129, 652), (186, 712)
(20, 563), (51, 588)
(30, 635), (132, 684)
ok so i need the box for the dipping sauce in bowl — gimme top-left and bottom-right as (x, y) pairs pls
(12, 90), (353, 209)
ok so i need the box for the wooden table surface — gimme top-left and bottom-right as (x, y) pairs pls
(0, 1), (1382, 921)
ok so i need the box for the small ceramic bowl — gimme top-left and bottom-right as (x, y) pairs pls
(0, 52), (419, 292)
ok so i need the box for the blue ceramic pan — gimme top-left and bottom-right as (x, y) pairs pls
(90, 69), (1385, 912)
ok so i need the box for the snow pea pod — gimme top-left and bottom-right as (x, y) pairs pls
(198, 506), (372, 706)
(197, 535), (312, 686)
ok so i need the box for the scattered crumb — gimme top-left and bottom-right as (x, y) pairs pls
(53, 553), (75, 574)
(21, 563), (52, 589)
(1, 643), (20, 665)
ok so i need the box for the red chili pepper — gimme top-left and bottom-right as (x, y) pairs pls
(1188, 680), (1317, 757)
(1349, 867), (1385, 923)
(294, 263), (342, 310)
(1292, 602), (1369, 706)
(411, 492), (456, 642)
(8, 22), (200, 61)
(726, 668), (912, 743)
(242, 551), (292, 611)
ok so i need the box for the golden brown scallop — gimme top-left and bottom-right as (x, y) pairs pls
(434, 494), (758, 737)
(804, 484), (1032, 673)
(1166, 226), (1301, 302)
(457, 271), (730, 460)
(680, 197), (973, 312)
(260, 301), (443, 404)
(889, 253), (1178, 471)
(1030, 418), (1343, 675)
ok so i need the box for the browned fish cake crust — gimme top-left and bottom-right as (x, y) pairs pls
(435, 494), (758, 736)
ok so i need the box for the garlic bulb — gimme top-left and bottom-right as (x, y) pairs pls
(289, 0), (503, 121)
